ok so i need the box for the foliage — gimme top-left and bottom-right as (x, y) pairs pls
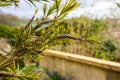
(47, 72), (73, 80)
(71, 16), (104, 44)
(0, 23), (15, 44)
(53, 16), (105, 55)
(52, 16), (117, 61)
(21, 64), (37, 75)
(0, 0), (19, 6)
(0, 0), (81, 79)
(60, 17), (117, 60)
(48, 72), (64, 80)
(94, 39), (117, 61)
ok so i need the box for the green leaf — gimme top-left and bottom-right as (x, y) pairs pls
(59, 0), (80, 18)
(21, 64), (36, 75)
(47, 2), (56, 16)
(43, 3), (47, 16)
(55, 0), (61, 12)
(7, 67), (14, 73)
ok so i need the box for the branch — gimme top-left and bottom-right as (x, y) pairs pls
(0, 71), (17, 78)
(40, 34), (85, 48)
(33, 19), (55, 30)
(25, 14), (36, 30)
(0, 56), (13, 67)
(56, 34), (85, 41)
(0, 71), (33, 79)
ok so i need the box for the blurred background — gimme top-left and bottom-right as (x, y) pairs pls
(0, 0), (120, 61)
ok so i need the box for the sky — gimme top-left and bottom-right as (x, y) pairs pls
(0, 0), (120, 19)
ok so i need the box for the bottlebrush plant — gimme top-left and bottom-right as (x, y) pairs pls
(0, 0), (83, 79)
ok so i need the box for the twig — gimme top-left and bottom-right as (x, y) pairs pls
(0, 71), (30, 79)
(0, 56), (13, 67)
(33, 19), (55, 30)
(39, 34), (85, 50)
(0, 71), (17, 77)
(56, 34), (85, 41)
(25, 14), (36, 30)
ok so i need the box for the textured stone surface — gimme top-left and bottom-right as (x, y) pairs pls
(0, 38), (11, 55)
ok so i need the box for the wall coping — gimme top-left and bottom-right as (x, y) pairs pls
(43, 49), (120, 72)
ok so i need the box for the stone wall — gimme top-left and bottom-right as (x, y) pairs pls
(0, 38), (11, 56)
(40, 50), (120, 80)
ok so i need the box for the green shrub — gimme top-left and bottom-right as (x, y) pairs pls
(0, 23), (15, 44)
(94, 40), (117, 61)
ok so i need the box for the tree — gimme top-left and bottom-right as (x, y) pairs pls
(0, 0), (82, 79)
